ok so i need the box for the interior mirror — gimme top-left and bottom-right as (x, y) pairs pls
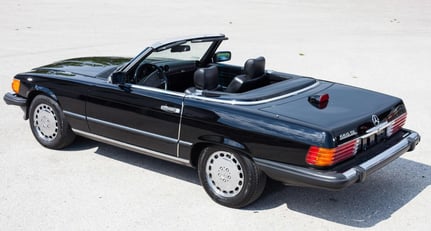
(171, 45), (191, 53)
(214, 51), (231, 62)
(110, 71), (126, 85)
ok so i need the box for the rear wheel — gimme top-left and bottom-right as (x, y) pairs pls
(29, 95), (75, 149)
(198, 146), (267, 208)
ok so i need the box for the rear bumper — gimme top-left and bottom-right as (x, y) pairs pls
(3, 92), (27, 107)
(254, 129), (420, 190)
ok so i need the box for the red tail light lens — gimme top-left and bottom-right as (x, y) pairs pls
(307, 112), (407, 167)
(386, 113), (407, 137)
(306, 139), (359, 167)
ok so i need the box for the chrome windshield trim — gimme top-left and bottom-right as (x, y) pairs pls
(122, 48), (152, 72)
(185, 81), (320, 106)
(72, 129), (192, 167)
(150, 33), (226, 49)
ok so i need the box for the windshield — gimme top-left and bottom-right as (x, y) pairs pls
(146, 41), (213, 62)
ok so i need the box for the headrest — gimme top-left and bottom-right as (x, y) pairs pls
(244, 56), (265, 78)
(194, 65), (219, 90)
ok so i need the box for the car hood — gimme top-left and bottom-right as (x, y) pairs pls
(260, 82), (403, 137)
(34, 57), (131, 78)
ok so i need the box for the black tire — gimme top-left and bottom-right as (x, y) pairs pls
(198, 146), (267, 208)
(29, 95), (75, 149)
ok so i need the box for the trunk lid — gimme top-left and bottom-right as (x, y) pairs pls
(260, 82), (403, 144)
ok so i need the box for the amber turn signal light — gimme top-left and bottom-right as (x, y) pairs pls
(306, 139), (359, 167)
(11, 79), (20, 94)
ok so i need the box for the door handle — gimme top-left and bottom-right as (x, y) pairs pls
(160, 105), (181, 114)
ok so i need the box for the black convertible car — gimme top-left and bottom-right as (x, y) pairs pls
(4, 34), (420, 208)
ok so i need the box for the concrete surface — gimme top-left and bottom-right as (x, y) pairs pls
(1, 0), (430, 230)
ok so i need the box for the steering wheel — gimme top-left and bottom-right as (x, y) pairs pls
(134, 63), (168, 90)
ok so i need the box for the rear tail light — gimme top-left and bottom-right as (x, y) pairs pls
(306, 139), (359, 167)
(12, 79), (21, 94)
(386, 113), (407, 137)
(307, 112), (407, 167)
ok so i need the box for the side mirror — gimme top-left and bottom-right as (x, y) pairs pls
(110, 72), (126, 85)
(213, 51), (231, 63)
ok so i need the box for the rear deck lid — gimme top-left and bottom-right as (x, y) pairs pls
(260, 83), (402, 136)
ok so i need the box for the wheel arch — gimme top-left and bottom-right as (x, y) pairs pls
(189, 135), (251, 167)
(24, 86), (59, 120)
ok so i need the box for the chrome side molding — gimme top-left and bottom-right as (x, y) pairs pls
(72, 129), (192, 167)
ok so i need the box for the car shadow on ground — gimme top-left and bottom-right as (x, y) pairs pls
(65, 137), (430, 228)
(64, 136), (199, 184)
(248, 157), (431, 227)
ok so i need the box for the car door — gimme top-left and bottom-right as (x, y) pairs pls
(85, 82), (184, 156)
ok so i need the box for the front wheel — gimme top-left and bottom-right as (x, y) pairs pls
(29, 95), (75, 149)
(198, 146), (267, 208)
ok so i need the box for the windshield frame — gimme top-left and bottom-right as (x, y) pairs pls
(145, 40), (214, 63)
(119, 34), (227, 73)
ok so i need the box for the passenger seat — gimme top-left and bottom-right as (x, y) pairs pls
(225, 56), (267, 93)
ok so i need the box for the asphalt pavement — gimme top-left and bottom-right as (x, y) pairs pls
(1, 0), (430, 230)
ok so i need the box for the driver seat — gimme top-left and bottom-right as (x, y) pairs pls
(225, 56), (267, 93)
(186, 66), (221, 94)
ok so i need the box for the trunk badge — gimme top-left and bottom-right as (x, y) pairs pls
(339, 130), (358, 141)
(372, 115), (380, 126)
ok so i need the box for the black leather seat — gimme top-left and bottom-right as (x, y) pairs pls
(185, 65), (220, 94)
(225, 56), (267, 93)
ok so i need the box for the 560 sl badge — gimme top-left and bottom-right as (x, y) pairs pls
(339, 130), (358, 141)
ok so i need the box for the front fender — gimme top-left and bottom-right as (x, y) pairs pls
(29, 85), (58, 101)
(22, 83), (59, 120)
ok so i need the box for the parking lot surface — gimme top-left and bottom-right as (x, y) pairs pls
(1, 0), (430, 230)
